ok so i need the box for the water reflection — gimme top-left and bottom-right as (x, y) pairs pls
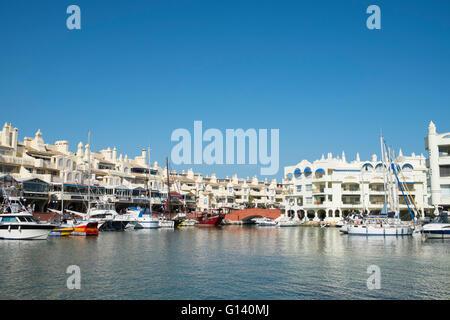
(0, 226), (448, 299)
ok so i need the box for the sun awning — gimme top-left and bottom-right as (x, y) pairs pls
(304, 167), (312, 173)
(315, 168), (325, 173)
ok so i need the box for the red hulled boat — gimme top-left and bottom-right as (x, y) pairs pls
(195, 208), (229, 227)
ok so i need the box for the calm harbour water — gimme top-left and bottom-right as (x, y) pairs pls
(0, 226), (449, 300)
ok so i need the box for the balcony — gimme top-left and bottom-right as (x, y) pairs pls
(0, 155), (34, 166)
(439, 155), (450, 166)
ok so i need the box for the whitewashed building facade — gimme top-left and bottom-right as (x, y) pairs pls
(425, 121), (450, 210)
(283, 150), (431, 222)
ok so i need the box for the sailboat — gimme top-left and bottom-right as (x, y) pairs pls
(131, 147), (160, 229)
(347, 135), (413, 236)
(158, 157), (183, 229)
(66, 131), (129, 231)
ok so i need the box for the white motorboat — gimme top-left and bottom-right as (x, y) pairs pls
(253, 217), (277, 226)
(422, 214), (450, 239)
(276, 216), (300, 227)
(0, 195), (56, 240)
(129, 207), (159, 229)
(279, 220), (300, 227)
(67, 202), (130, 231)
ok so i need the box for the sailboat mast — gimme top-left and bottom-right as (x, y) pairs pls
(61, 155), (65, 217)
(166, 157), (171, 219)
(380, 134), (389, 211)
(389, 147), (400, 216)
(147, 146), (151, 213)
(87, 130), (91, 216)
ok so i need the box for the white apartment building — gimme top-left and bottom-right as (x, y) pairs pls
(283, 150), (431, 222)
(425, 121), (450, 210)
(0, 123), (167, 212)
(0, 122), (283, 213)
(168, 169), (283, 211)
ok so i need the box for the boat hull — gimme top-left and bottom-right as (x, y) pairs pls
(134, 219), (159, 229)
(98, 220), (128, 231)
(196, 214), (225, 227)
(0, 224), (55, 240)
(73, 222), (99, 236)
(347, 225), (412, 236)
(422, 223), (450, 239)
(278, 221), (300, 227)
(423, 230), (450, 239)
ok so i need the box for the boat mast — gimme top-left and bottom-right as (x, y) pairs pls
(87, 130), (91, 218)
(380, 134), (391, 212)
(147, 146), (151, 213)
(389, 147), (400, 216)
(61, 154), (65, 217)
(360, 165), (365, 215)
(166, 157), (171, 219)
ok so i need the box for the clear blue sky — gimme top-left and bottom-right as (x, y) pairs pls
(1, 0), (449, 180)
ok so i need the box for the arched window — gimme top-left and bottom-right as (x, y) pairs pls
(304, 167), (312, 178)
(66, 160), (71, 169)
(402, 164), (414, 172)
(294, 168), (301, 179)
(58, 159), (63, 168)
(375, 163), (384, 173)
(67, 173), (72, 181)
(362, 163), (374, 172)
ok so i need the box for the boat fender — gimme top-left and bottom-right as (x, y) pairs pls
(18, 225), (21, 232)
(8, 225), (11, 232)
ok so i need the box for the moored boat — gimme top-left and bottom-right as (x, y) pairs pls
(422, 213), (450, 239)
(195, 209), (227, 227)
(253, 217), (277, 226)
(0, 193), (56, 240)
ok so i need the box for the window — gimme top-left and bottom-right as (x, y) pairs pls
(305, 184), (312, 191)
(375, 163), (384, 173)
(23, 182), (49, 193)
(442, 185), (450, 198)
(305, 197), (312, 204)
(0, 217), (18, 223)
(402, 164), (413, 172)
(440, 165), (450, 178)
(296, 185), (302, 192)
